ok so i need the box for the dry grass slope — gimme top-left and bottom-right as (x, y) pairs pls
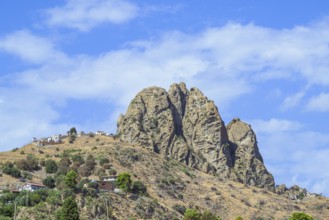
(1, 135), (329, 219)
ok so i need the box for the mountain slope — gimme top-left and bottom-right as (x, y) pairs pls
(0, 135), (328, 219)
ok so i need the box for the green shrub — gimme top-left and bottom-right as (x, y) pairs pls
(45, 159), (58, 173)
(0, 205), (14, 217)
(183, 209), (201, 220)
(22, 171), (32, 180)
(71, 155), (85, 166)
(115, 172), (132, 192)
(64, 170), (78, 188)
(58, 197), (79, 220)
(43, 176), (56, 188)
(183, 209), (221, 220)
(2, 162), (21, 178)
(201, 210), (221, 220)
(289, 212), (313, 220)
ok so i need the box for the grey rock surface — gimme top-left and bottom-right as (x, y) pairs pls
(117, 83), (275, 189)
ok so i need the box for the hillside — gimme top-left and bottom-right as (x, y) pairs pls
(0, 83), (329, 220)
(0, 134), (328, 219)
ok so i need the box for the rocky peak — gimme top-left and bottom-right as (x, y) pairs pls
(117, 83), (275, 189)
(227, 118), (274, 189)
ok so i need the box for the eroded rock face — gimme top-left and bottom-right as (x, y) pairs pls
(276, 184), (316, 200)
(227, 118), (275, 189)
(117, 83), (275, 189)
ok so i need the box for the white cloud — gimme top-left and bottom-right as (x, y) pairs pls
(257, 127), (329, 195)
(45, 0), (139, 31)
(306, 93), (329, 112)
(2, 18), (329, 196)
(281, 92), (305, 110)
(2, 19), (329, 148)
(251, 118), (302, 134)
(0, 30), (68, 64)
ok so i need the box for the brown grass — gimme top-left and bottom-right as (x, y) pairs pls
(1, 135), (329, 219)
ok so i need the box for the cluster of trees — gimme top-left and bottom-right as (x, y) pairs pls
(115, 172), (147, 195)
(0, 189), (62, 219)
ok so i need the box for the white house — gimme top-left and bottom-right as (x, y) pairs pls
(96, 131), (106, 136)
(102, 176), (117, 182)
(51, 134), (62, 143)
(19, 182), (46, 192)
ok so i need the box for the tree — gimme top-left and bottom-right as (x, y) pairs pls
(45, 159), (58, 174)
(289, 212), (313, 220)
(69, 127), (77, 135)
(183, 209), (201, 220)
(115, 172), (132, 192)
(0, 205), (14, 218)
(59, 197), (79, 220)
(65, 170), (78, 188)
(43, 176), (56, 188)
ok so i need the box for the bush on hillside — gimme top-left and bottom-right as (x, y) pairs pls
(64, 170), (78, 188)
(16, 154), (39, 171)
(45, 159), (58, 174)
(289, 212), (313, 220)
(71, 155), (85, 166)
(58, 197), (79, 220)
(183, 209), (201, 220)
(99, 158), (110, 166)
(1, 162), (21, 178)
(43, 176), (56, 188)
(116, 172), (132, 193)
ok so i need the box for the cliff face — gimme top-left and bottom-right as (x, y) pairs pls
(117, 82), (275, 189)
(227, 119), (274, 189)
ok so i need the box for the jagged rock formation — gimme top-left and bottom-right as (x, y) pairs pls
(227, 118), (274, 188)
(117, 82), (275, 189)
(276, 184), (317, 200)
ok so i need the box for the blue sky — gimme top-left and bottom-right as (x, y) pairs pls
(1, 0), (329, 195)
